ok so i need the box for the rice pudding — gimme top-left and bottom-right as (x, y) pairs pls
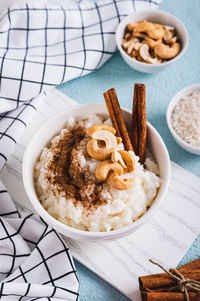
(34, 114), (161, 232)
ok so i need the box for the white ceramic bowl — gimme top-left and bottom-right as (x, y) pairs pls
(116, 10), (188, 73)
(23, 103), (170, 242)
(166, 84), (200, 155)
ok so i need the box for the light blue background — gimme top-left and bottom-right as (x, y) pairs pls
(57, 1), (200, 300)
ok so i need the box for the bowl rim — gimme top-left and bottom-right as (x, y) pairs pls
(115, 9), (189, 68)
(166, 83), (200, 153)
(23, 103), (171, 240)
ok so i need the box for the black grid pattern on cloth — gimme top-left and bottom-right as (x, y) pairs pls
(0, 94), (38, 169)
(0, 182), (79, 300)
(0, 0), (160, 170)
(0, 0), (160, 299)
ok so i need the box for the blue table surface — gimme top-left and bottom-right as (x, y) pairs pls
(57, 1), (200, 300)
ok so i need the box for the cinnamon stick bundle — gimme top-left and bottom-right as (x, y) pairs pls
(103, 88), (133, 152)
(132, 83), (147, 163)
(139, 269), (200, 290)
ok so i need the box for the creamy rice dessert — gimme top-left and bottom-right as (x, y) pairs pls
(35, 114), (161, 232)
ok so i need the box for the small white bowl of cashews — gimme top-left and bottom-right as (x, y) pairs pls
(116, 10), (188, 73)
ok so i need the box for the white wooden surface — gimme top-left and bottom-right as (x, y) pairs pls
(1, 88), (200, 300)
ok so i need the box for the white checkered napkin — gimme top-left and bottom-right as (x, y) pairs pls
(0, 0), (160, 169)
(0, 181), (79, 300)
(0, 1), (160, 298)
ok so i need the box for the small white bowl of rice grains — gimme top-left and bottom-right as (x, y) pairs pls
(167, 84), (200, 155)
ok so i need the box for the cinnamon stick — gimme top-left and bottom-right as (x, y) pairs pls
(103, 88), (133, 151)
(178, 258), (200, 270)
(132, 84), (139, 155)
(141, 291), (200, 301)
(139, 270), (200, 290)
(103, 90), (121, 137)
(132, 83), (147, 163)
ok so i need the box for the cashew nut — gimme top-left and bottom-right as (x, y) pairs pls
(131, 49), (138, 58)
(154, 23), (165, 39)
(87, 124), (116, 136)
(109, 171), (132, 190)
(92, 130), (117, 149)
(154, 42), (181, 59)
(127, 22), (137, 31)
(145, 38), (162, 49)
(164, 25), (174, 31)
(87, 139), (116, 160)
(165, 36), (177, 45)
(95, 160), (123, 181)
(116, 137), (122, 144)
(122, 38), (139, 49)
(134, 21), (164, 40)
(122, 38), (141, 55)
(133, 42), (143, 51)
(133, 32), (149, 40)
(163, 29), (173, 41)
(139, 44), (161, 64)
(111, 151), (126, 168)
(124, 32), (131, 40)
(132, 32), (162, 49)
(128, 39), (140, 52)
(118, 150), (135, 173)
(127, 42), (136, 55)
(122, 40), (131, 49)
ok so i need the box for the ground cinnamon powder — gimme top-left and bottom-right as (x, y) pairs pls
(47, 125), (107, 211)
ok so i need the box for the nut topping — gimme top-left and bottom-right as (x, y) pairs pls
(87, 124), (116, 136)
(92, 130), (117, 149)
(87, 139), (116, 161)
(95, 160), (123, 181)
(109, 171), (132, 190)
(86, 124), (135, 190)
(111, 151), (126, 168)
(118, 150), (135, 173)
(86, 127), (118, 160)
(116, 137), (122, 144)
